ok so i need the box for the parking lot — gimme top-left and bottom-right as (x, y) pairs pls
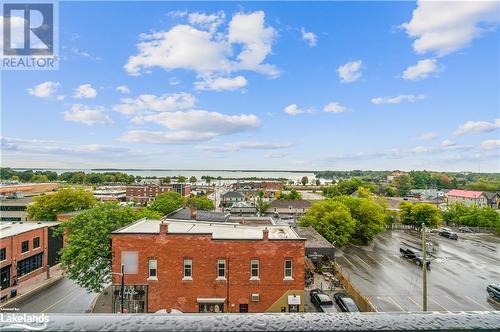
(337, 230), (500, 312)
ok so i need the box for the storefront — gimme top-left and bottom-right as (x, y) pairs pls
(197, 298), (225, 313)
(112, 285), (147, 313)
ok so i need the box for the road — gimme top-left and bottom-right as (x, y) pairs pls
(12, 277), (98, 313)
(337, 230), (500, 312)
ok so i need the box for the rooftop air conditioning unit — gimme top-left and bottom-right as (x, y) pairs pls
(251, 293), (260, 302)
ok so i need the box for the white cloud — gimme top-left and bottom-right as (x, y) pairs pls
(440, 139), (456, 147)
(323, 102), (347, 114)
(63, 105), (112, 126)
(337, 60), (362, 83)
(56, 95), (65, 101)
(169, 77), (180, 86)
(454, 119), (500, 135)
(301, 28), (317, 47)
(114, 92), (196, 115)
(401, 1), (500, 56)
(116, 85), (131, 94)
(125, 11), (278, 78)
(71, 47), (102, 61)
(188, 11), (225, 33)
(283, 104), (312, 116)
(197, 141), (292, 152)
(73, 84), (97, 99)
(480, 139), (500, 150)
(371, 94), (425, 105)
(27, 81), (60, 98)
(264, 152), (287, 158)
(194, 75), (247, 91)
(418, 131), (438, 141)
(120, 110), (260, 144)
(402, 59), (441, 81)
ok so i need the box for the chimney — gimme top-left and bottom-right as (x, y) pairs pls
(190, 207), (197, 220)
(263, 227), (269, 241)
(159, 221), (168, 235)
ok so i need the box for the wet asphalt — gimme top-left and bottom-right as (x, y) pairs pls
(337, 230), (500, 312)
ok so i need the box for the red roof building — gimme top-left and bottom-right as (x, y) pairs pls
(447, 189), (488, 207)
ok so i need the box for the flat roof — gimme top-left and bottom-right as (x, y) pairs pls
(0, 221), (59, 238)
(113, 218), (305, 241)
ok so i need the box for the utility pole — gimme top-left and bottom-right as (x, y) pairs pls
(121, 264), (125, 314)
(421, 223), (427, 311)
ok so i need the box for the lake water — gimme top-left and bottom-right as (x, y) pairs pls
(15, 169), (317, 182)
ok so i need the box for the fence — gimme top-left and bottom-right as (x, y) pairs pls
(387, 223), (415, 231)
(334, 262), (376, 312)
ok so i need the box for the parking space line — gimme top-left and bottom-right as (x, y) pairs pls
(465, 296), (490, 310)
(407, 296), (423, 310)
(429, 297), (450, 312)
(445, 294), (461, 306)
(366, 254), (383, 265)
(387, 296), (406, 312)
(339, 255), (356, 268)
(352, 254), (371, 269)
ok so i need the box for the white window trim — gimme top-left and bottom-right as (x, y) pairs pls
(148, 259), (157, 280)
(250, 259), (259, 279)
(217, 259), (226, 279)
(284, 259), (293, 280)
(183, 259), (193, 279)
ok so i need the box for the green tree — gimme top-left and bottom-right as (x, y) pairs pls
(189, 176), (197, 184)
(27, 188), (97, 220)
(442, 203), (500, 232)
(395, 175), (413, 196)
(301, 176), (309, 186)
(178, 175), (187, 183)
(399, 202), (441, 229)
(185, 196), (214, 210)
(256, 197), (270, 215)
(150, 191), (185, 215)
(10, 175), (19, 181)
(30, 174), (49, 183)
(315, 179), (321, 186)
(384, 186), (397, 197)
(300, 200), (356, 246)
(281, 189), (302, 200)
(57, 203), (161, 292)
(163, 176), (171, 184)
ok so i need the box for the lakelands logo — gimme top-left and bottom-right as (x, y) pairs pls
(1, 1), (59, 70)
(0, 313), (49, 330)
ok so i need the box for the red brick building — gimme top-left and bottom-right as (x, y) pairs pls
(126, 185), (173, 205)
(111, 219), (305, 313)
(0, 222), (62, 293)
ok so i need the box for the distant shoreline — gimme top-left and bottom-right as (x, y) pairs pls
(11, 168), (317, 174)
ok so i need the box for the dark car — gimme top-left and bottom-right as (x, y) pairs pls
(310, 289), (338, 313)
(439, 229), (458, 240)
(487, 284), (500, 301)
(400, 246), (431, 269)
(458, 226), (473, 233)
(333, 293), (360, 312)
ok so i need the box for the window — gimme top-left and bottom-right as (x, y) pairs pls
(284, 258), (293, 279)
(239, 304), (248, 313)
(33, 237), (40, 249)
(148, 259), (157, 279)
(21, 240), (29, 253)
(217, 259), (226, 279)
(17, 253), (43, 277)
(183, 259), (192, 279)
(121, 251), (138, 274)
(0, 248), (6, 261)
(250, 259), (259, 279)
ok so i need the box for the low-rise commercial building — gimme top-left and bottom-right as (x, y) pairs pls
(221, 191), (245, 207)
(0, 195), (32, 222)
(111, 219), (305, 313)
(93, 187), (127, 202)
(172, 183), (191, 197)
(447, 189), (488, 207)
(0, 222), (63, 292)
(267, 200), (311, 217)
(126, 185), (172, 205)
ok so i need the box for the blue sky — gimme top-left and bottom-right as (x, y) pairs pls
(1, 1), (499, 171)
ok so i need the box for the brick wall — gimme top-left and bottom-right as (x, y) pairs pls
(111, 231), (305, 313)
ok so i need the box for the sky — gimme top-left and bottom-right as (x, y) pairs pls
(1, 1), (499, 172)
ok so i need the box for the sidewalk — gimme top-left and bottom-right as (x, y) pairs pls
(92, 285), (113, 313)
(0, 264), (64, 309)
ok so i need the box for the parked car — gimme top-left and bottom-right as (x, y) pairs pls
(439, 229), (458, 240)
(439, 227), (453, 233)
(310, 289), (338, 313)
(400, 246), (431, 269)
(333, 293), (360, 312)
(487, 284), (500, 301)
(458, 226), (473, 233)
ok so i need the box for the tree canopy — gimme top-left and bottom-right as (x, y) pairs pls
(149, 191), (185, 215)
(185, 195), (215, 210)
(279, 189), (302, 200)
(27, 187), (97, 220)
(399, 202), (441, 229)
(442, 203), (500, 232)
(57, 203), (161, 292)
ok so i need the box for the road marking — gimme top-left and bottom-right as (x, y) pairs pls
(407, 296), (423, 310)
(429, 296), (450, 312)
(41, 288), (81, 313)
(387, 296), (406, 312)
(465, 296), (490, 310)
(352, 254), (371, 269)
(445, 294), (461, 307)
(366, 254), (383, 265)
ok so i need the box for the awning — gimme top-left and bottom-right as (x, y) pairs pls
(197, 298), (226, 303)
(305, 257), (316, 271)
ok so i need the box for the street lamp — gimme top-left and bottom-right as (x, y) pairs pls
(111, 264), (125, 313)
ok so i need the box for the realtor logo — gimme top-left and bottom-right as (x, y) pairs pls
(1, 1), (58, 70)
